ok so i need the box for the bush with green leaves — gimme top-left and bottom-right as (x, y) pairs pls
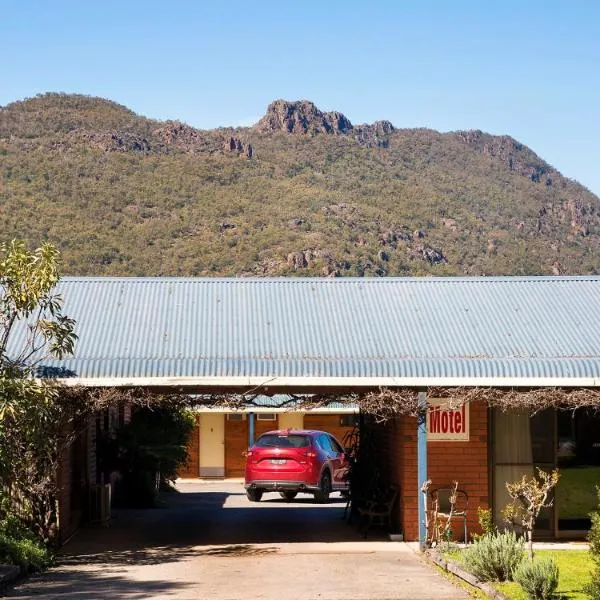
(463, 530), (525, 582)
(585, 488), (600, 599)
(513, 557), (559, 600)
(0, 499), (52, 572)
(471, 506), (496, 542)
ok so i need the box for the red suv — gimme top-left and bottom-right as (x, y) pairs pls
(244, 429), (349, 503)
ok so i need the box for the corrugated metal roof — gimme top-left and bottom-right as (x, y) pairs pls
(9, 276), (600, 386)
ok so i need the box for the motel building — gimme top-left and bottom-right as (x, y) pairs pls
(31, 275), (600, 545)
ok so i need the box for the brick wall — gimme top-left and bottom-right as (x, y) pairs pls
(427, 400), (489, 541)
(373, 401), (489, 541)
(178, 414), (200, 478)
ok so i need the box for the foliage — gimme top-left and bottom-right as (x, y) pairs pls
(0, 240), (81, 546)
(585, 488), (600, 599)
(100, 406), (195, 507)
(1, 93), (600, 280)
(494, 550), (591, 600)
(0, 239), (76, 378)
(503, 468), (560, 560)
(472, 506), (496, 542)
(0, 497), (53, 572)
(513, 557), (559, 600)
(463, 531), (525, 582)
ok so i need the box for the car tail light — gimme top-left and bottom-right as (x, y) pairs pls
(299, 450), (316, 464)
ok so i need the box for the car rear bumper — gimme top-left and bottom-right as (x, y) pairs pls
(245, 480), (321, 493)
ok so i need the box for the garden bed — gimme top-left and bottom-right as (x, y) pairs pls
(437, 547), (593, 600)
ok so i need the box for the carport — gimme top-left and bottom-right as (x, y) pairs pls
(37, 275), (600, 546)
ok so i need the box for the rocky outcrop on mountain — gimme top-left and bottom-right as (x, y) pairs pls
(456, 130), (553, 184)
(354, 120), (395, 148)
(255, 100), (353, 135)
(255, 100), (395, 149)
(152, 123), (253, 157)
(152, 122), (211, 153)
(222, 136), (254, 158)
(56, 129), (152, 152)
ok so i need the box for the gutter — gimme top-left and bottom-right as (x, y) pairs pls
(47, 375), (600, 390)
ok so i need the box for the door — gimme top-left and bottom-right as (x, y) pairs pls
(199, 414), (225, 477)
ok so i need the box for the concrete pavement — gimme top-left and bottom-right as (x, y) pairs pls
(4, 480), (469, 600)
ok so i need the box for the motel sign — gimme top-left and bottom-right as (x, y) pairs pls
(426, 399), (470, 441)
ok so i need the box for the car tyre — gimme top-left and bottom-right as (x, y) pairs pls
(246, 489), (263, 502)
(279, 491), (298, 502)
(314, 471), (331, 504)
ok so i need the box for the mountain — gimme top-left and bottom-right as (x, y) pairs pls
(1, 92), (599, 277)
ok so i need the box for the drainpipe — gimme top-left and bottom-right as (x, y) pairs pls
(417, 390), (428, 550)
(248, 412), (255, 447)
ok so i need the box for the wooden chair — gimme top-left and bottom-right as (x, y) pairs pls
(357, 484), (398, 538)
(430, 487), (468, 543)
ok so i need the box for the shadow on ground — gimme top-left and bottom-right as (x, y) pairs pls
(4, 568), (193, 599)
(53, 484), (382, 567)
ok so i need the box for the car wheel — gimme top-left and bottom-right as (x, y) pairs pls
(279, 491), (298, 502)
(246, 489), (263, 502)
(314, 471), (331, 504)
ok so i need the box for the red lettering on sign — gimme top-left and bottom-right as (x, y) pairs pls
(441, 411), (448, 433)
(430, 406), (440, 433)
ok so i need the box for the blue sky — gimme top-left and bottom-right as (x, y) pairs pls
(2, 1), (599, 195)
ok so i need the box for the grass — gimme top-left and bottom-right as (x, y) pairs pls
(493, 551), (592, 600)
(556, 466), (600, 520)
(441, 547), (593, 600)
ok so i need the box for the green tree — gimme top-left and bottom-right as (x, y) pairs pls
(0, 240), (76, 377)
(0, 240), (78, 543)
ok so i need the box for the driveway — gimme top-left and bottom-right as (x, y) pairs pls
(4, 480), (468, 600)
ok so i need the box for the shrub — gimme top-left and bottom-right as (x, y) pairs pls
(587, 576), (600, 600)
(463, 530), (525, 581)
(472, 506), (495, 541)
(585, 488), (600, 599)
(0, 534), (53, 573)
(589, 492), (600, 557)
(0, 507), (52, 573)
(513, 557), (559, 600)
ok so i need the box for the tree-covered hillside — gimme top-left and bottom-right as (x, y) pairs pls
(1, 93), (599, 276)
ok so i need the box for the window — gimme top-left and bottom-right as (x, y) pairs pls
(329, 435), (344, 454)
(227, 413), (246, 421)
(317, 434), (333, 452)
(256, 413), (276, 421)
(255, 434), (310, 448)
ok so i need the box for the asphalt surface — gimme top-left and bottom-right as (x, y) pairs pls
(3, 480), (469, 600)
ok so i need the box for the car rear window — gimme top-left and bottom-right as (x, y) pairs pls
(255, 434), (310, 448)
